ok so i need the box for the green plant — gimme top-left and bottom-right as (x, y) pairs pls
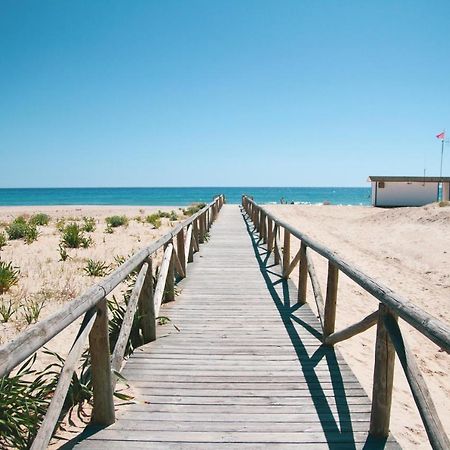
(55, 218), (66, 231)
(24, 224), (38, 244)
(58, 243), (70, 262)
(22, 296), (46, 324)
(182, 202), (206, 216)
(6, 217), (28, 240)
(0, 297), (17, 322)
(105, 215), (128, 228)
(61, 223), (91, 249)
(82, 216), (96, 232)
(0, 232), (7, 250)
(146, 213), (161, 229)
(104, 224), (114, 234)
(29, 213), (50, 226)
(0, 260), (20, 294)
(0, 354), (57, 449)
(83, 259), (111, 277)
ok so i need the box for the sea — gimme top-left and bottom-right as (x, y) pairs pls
(0, 187), (371, 207)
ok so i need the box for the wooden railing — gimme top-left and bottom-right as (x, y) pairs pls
(0, 195), (224, 450)
(242, 195), (450, 450)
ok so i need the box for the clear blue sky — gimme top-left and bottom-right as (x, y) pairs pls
(0, 0), (449, 187)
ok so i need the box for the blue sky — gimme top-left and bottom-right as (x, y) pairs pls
(0, 0), (449, 187)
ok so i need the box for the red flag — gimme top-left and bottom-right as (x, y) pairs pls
(436, 131), (445, 140)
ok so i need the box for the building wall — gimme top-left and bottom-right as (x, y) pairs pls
(372, 181), (439, 207)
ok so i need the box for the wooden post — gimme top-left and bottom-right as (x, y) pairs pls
(138, 258), (155, 343)
(282, 229), (291, 279)
(260, 212), (266, 242)
(176, 230), (186, 275)
(370, 304), (396, 438)
(89, 298), (115, 425)
(298, 242), (308, 304)
(164, 241), (175, 302)
(274, 225), (280, 265)
(199, 213), (205, 244)
(323, 262), (339, 338)
(267, 218), (273, 251)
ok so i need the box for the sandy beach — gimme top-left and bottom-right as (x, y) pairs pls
(1, 203), (449, 449)
(0, 205), (185, 353)
(265, 203), (450, 449)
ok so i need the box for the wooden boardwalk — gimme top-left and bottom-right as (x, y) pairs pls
(73, 205), (399, 449)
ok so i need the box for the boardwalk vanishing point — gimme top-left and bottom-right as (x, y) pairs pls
(74, 204), (398, 449)
(0, 196), (448, 449)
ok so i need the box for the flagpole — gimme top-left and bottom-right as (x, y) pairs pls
(440, 138), (444, 179)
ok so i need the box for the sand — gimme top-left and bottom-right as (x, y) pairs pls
(0, 205), (185, 353)
(1, 203), (449, 449)
(265, 202), (450, 449)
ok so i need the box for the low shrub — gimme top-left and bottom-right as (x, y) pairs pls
(61, 223), (92, 248)
(146, 214), (161, 229)
(105, 215), (128, 228)
(0, 260), (20, 294)
(58, 243), (70, 262)
(29, 213), (50, 226)
(6, 217), (38, 243)
(82, 216), (96, 232)
(84, 259), (111, 277)
(182, 203), (206, 217)
(0, 232), (7, 250)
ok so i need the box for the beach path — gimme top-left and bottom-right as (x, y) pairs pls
(72, 204), (399, 449)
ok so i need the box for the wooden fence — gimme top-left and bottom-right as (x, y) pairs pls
(242, 195), (450, 450)
(0, 195), (224, 450)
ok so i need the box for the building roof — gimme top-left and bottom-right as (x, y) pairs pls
(368, 176), (450, 182)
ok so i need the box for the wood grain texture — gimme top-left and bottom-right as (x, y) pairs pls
(74, 205), (398, 449)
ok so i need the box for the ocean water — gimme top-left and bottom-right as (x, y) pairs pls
(0, 187), (371, 206)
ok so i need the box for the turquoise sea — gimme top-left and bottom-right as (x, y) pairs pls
(0, 187), (371, 206)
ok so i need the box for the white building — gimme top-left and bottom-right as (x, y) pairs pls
(368, 176), (450, 207)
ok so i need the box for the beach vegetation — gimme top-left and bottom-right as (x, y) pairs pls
(0, 297), (18, 322)
(6, 217), (38, 243)
(182, 202), (206, 216)
(105, 215), (128, 228)
(58, 243), (70, 262)
(0, 354), (57, 449)
(146, 213), (161, 229)
(55, 218), (66, 232)
(84, 259), (111, 277)
(157, 210), (179, 221)
(22, 296), (46, 325)
(0, 232), (7, 250)
(61, 223), (92, 249)
(82, 216), (96, 232)
(29, 213), (50, 226)
(0, 260), (20, 294)
(104, 224), (114, 234)
(438, 201), (449, 207)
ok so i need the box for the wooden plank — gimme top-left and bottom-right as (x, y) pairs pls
(176, 229), (186, 275)
(185, 224), (194, 263)
(31, 309), (96, 450)
(111, 262), (148, 374)
(306, 249), (324, 327)
(325, 310), (378, 346)
(153, 243), (173, 317)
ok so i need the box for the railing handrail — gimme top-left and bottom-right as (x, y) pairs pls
(243, 196), (450, 353)
(242, 195), (449, 449)
(0, 196), (223, 377)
